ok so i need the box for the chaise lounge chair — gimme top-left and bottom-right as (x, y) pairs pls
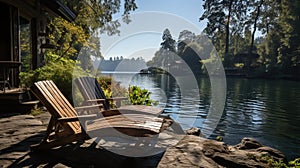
(74, 77), (164, 116)
(30, 80), (166, 150)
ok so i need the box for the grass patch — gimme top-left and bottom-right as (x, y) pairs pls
(29, 108), (45, 116)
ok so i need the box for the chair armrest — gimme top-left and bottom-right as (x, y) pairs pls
(87, 99), (106, 104)
(75, 104), (103, 112)
(106, 97), (128, 101)
(106, 97), (128, 107)
(57, 114), (99, 132)
(57, 114), (97, 122)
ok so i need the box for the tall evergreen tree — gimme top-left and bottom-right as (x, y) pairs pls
(200, 0), (248, 58)
(161, 29), (176, 52)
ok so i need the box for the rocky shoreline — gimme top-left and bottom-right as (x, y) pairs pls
(0, 112), (286, 167)
(159, 136), (285, 168)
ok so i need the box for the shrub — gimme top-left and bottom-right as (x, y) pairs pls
(96, 77), (158, 106)
(97, 76), (127, 98)
(20, 52), (86, 103)
(289, 158), (300, 167)
(258, 154), (300, 168)
(128, 85), (158, 106)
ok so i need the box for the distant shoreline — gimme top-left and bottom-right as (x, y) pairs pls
(99, 71), (300, 81)
(100, 71), (140, 74)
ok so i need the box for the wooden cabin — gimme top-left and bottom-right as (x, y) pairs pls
(0, 0), (75, 113)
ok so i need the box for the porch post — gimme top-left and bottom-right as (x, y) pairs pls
(10, 5), (20, 88)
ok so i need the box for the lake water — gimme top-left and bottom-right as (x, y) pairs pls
(105, 73), (300, 158)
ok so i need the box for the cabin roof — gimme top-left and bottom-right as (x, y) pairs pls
(41, 0), (76, 22)
(0, 0), (76, 21)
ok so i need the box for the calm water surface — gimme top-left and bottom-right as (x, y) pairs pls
(107, 73), (300, 158)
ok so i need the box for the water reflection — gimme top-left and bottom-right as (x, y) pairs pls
(108, 73), (300, 158)
(221, 78), (300, 158)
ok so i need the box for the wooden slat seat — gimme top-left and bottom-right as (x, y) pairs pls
(30, 80), (165, 150)
(74, 77), (163, 116)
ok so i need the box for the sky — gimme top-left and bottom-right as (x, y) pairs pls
(99, 0), (206, 61)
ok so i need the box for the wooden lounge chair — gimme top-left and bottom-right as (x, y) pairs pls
(74, 76), (163, 116)
(30, 80), (166, 150)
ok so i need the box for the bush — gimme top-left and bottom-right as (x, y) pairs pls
(258, 154), (300, 168)
(97, 76), (127, 98)
(96, 77), (158, 106)
(20, 52), (86, 103)
(288, 158), (300, 167)
(128, 85), (158, 106)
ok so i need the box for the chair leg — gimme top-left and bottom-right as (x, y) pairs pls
(31, 116), (88, 151)
(31, 133), (86, 151)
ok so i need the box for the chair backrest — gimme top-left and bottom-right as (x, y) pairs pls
(30, 80), (81, 133)
(74, 77), (110, 110)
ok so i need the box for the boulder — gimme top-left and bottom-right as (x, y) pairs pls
(186, 127), (201, 136)
(158, 135), (286, 168)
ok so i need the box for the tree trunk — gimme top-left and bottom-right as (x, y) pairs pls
(225, 0), (233, 56)
(247, 0), (263, 73)
(250, 0), (263, 53)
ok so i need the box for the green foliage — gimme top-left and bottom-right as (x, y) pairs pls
(200, 0), (300, 79)
(148, 29), (219, 75)
(67, 0), (137, 35)
(257, 154), (300, 168)
(97, 76), (127, 98)
(270, 160), (288, 168)
(30, 107), (45, 116)
(20, 52), (86, 102)
(216, 136), (223, 141)
(148, 28), (177, 69)
(95, 77), (158, 106)
(257, 154), (285, 167)
(234, 63), (244, 68)
(161, 28), (176, 52)
(147, 67), (167, 74)
(20, 24), (31, 72)
(42, 0), (138, 71)
(21, 57), (157, 106)
(245, 153), (300, 168)
(128, 86), (158, 106)
(277, 0), (300, 75)
(48, 17), (89, 59)
(288, 158), (300, 167)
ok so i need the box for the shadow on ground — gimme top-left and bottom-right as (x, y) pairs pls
(0, 113), (177, 167)
(1, 132), (164, 168)
(13, 146), (164, 168)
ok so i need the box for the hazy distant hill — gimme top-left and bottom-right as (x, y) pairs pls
(93, 57), (148, 72)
